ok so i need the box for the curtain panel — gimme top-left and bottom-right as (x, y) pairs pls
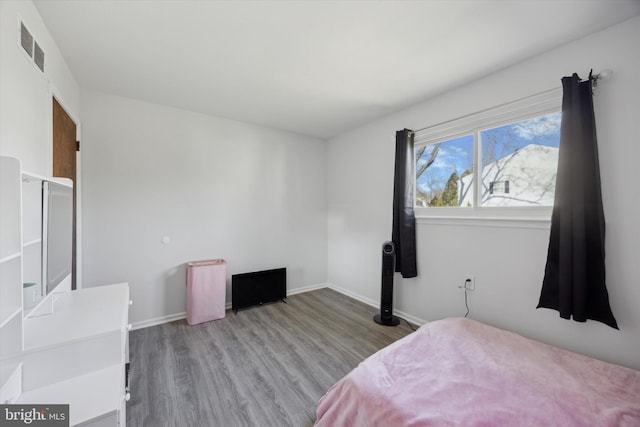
(537, 72), (618, 330)
(392, 129), (418, 278)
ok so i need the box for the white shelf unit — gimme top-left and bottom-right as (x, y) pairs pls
(0, 252), (21, 264)
(0, 362), (22, 404)
(0, 156), (130, 426)
(21, 172), (44, 311)
(0, 254), (21, 327)
(0, 157), (21, 259)
(0, 156), (24, 403)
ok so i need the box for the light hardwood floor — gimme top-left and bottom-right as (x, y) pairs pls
(127, 288), (414, 427)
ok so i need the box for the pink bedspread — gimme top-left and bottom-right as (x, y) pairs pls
(315, 318), (640, 426)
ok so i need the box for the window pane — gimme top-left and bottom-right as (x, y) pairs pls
(480, 112), (561, 206)
(415, 135), (474, 207)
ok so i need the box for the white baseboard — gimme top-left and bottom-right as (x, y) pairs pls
(132, 282), (331, 330)
(326, 283), (378, 307)
(132, 312), (186, 330)
(326, 282), (427, 327)
(132, 282), (426, 330)
(391, 309), (426, 328)
(287, 282), (330, 296)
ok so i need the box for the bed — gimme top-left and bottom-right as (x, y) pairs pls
(315, 317), (640, 426)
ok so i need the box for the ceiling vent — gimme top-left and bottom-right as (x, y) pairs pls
(20, 21), (33, 57)
(19, 21), (45, 73)
(34, 41), (45, 72)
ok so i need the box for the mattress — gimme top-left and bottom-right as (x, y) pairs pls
(315, 317), (640, 426)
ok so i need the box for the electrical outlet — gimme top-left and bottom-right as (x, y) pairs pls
(464, 276), (475, 291)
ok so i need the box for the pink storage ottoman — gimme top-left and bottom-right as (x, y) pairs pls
(186, 259), (226, 325)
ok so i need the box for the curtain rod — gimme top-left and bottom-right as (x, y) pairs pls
(591, 68), (613, 87)
(411, 87), (560, 134)
(411, 69), (612, 135)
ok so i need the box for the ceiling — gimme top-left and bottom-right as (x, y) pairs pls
(34, 0), (640, 140)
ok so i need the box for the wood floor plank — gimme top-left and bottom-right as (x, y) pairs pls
(127, 288), (413, 427)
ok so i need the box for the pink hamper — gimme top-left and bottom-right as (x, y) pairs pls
(186, 259), (226, 325)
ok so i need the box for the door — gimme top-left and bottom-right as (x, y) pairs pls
(52, 97), (78, 290)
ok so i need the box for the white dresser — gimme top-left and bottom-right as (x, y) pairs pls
(0, 156), (131, 426)
(17, 284), (131, 426)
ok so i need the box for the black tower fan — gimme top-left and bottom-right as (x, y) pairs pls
(373, 241), (400, 326)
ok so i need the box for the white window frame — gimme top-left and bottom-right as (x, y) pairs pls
(414, 88), (562, 227)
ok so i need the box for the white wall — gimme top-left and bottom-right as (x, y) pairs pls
(0, 0), (80, 175)
(327, 16), (640, 369)
(80, 91), (327, 326)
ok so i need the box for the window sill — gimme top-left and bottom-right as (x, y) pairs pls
(415, 207), (552, 229)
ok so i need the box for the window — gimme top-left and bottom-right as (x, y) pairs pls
(416, 135), (473, 207)
(479, 113), (560, 207)
(414, 90), (562, 218)
(489, 180), (509, 195)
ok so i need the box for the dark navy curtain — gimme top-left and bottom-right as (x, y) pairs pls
(537, 72), (618, 329)
(392, 129), (417, 278)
